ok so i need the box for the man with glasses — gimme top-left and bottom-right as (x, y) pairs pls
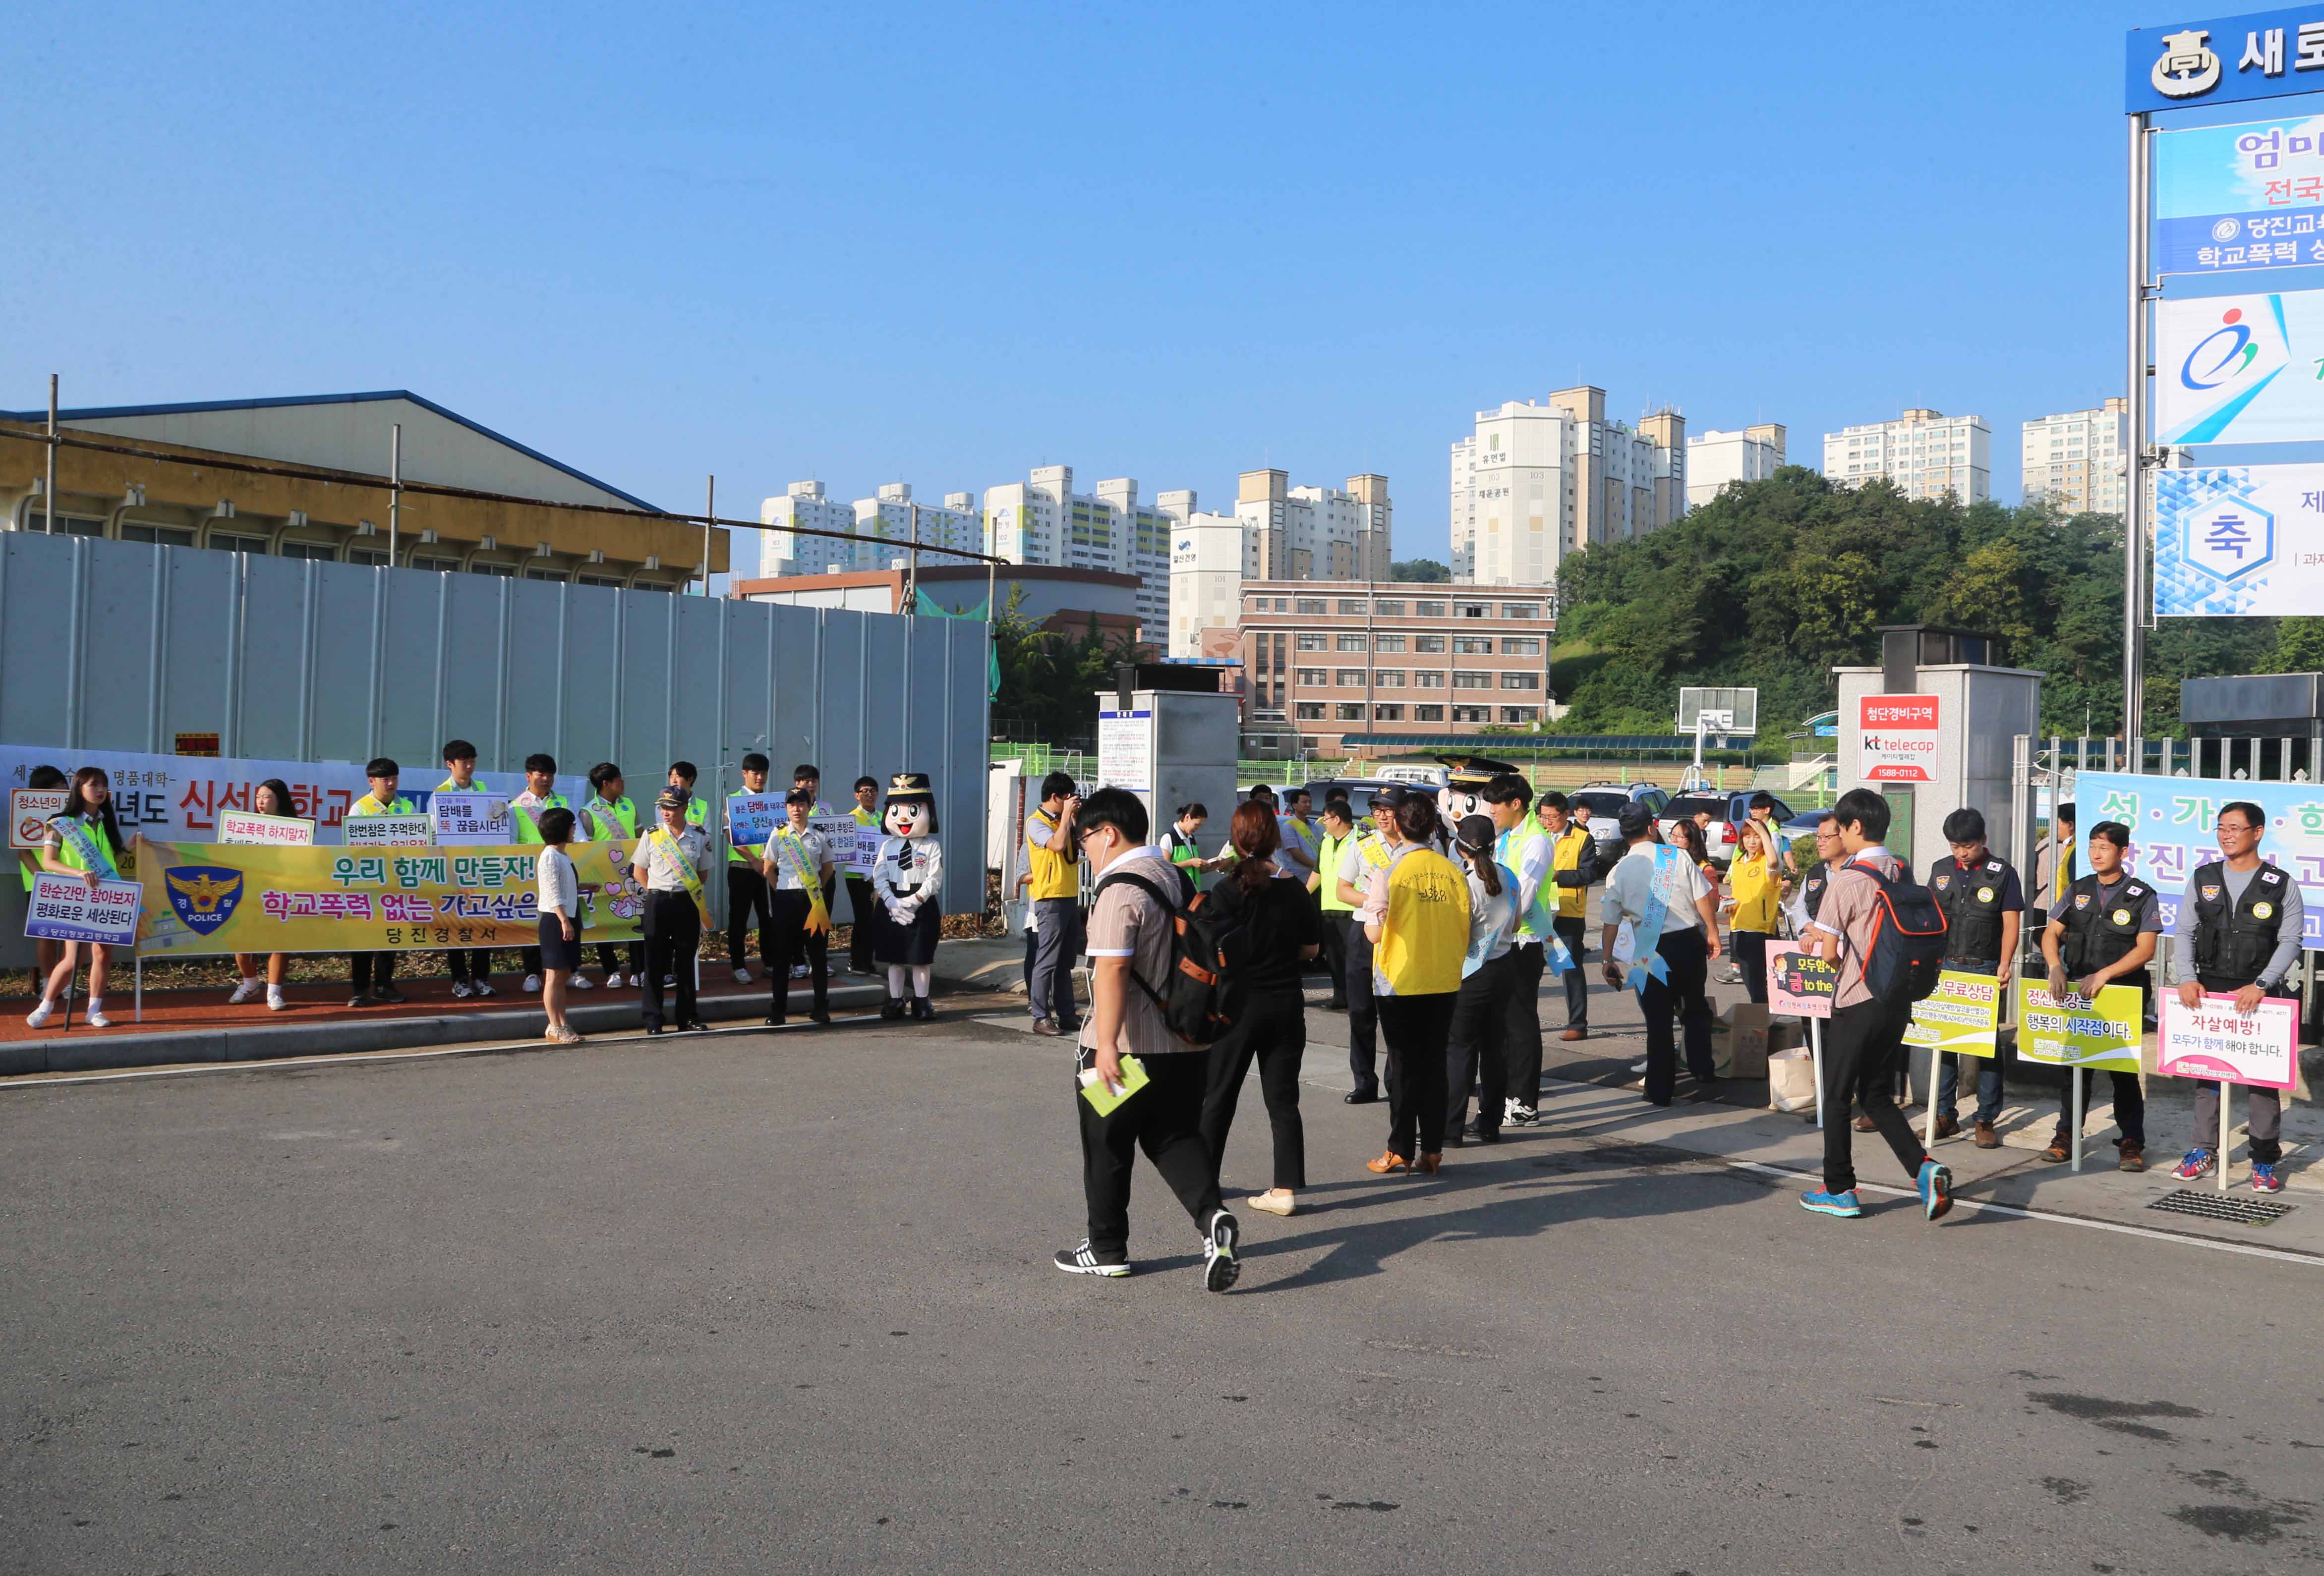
(2038, 820), (2155, 1172)
(1928, 807), (2023, 1149)
(2169, 801), (2304, 1193)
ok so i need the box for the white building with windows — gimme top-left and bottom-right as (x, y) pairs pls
(1167, 509), (1248, 658)
(1162, 469), (1394, 658)
(759, 480), (984, 579)
(759, 481), (862, 576)
(1685, 423), (1787, 507)
(1448, 389), (1684, 586)
(984, 465), (1188, 638)
(2022, 398), (2128, 515)
(1821, 409), (1992, 503)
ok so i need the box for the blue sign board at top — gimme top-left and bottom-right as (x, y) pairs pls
(2130, 8), (2324, 113)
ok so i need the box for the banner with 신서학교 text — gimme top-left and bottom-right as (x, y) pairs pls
(132, 838), (646, 956)
(2068, 772), (2324, 946)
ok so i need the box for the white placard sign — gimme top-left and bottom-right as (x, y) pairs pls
(2159, 992), (2300, 1091)
(1857, 693), (1940, 784)
(431, 791), (511, 844)
(10, 788), (69, 849)
(344, 814), (434, 848)
(1098, 708), (1153, 792)
(26, 871), (141, 945)
(217, 809), (317, 847)
(811, 815), (863, 877)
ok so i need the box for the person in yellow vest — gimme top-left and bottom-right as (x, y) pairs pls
(723, 752), (777, 986)
(1312, 800), (1366, 1011)
(630, 787), (711, 1034)
(437, 739), (499, 999)
(1356, 793), (1470, 1176)
(1724, 819), (1784, 1006)
(580, 762), (644, 989)
(1478, 773), (1562, 1129)
(346, 757), (415, 1008)
(1025, 771), (1083, 1035)
(511, 751), (582, 997)
(784, 764), (838, 982)
(16, 763), (68, 990)
(845, 774), (881, 976)
(23, 767), (132, 1030)
(1535, 790), (1606, 1044)
(1333, 788), (1400, 1102)
(665, 761), (710, 831)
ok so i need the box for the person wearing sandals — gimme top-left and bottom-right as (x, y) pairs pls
(534, 806), (585, 1044)
(1358, 793), (1470, 1177)
(1197, 800), (1320, 1217)
(229, 777), (301, 1012)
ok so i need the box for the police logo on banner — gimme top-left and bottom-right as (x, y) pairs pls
(164, 865), (244, 936)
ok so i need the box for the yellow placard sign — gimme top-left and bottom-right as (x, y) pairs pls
(2014, 977), (2143, 1074)
(1903, 969), (2004, 1059)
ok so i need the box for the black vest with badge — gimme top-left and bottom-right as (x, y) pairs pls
(1928, 855), (2010, 963)
(2189, 859), (2287, 984)
(1801, 863), (1829, 922)
(2059, 872), (2152, 978)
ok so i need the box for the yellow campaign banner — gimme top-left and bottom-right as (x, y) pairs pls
(132, 837), (646, 956)
(2015, 978), (2144, 1074)
(1903, 969), (2004, 1058)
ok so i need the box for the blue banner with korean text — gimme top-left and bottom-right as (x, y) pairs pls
(2131, 11), (2324, 115)
(2156, 113), (2324, 274)
(2071, 771), (2324, 945)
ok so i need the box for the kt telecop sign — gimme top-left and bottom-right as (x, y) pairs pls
(2131, 8), (2324, 112)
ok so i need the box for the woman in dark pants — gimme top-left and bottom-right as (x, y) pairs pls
(1197, 801), (1320, 1217)
(1360, 795), (1470, 1176)
(1443, 814), (1521, 1146)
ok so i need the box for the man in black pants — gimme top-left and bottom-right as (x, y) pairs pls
(1926, 806), (2024, 1148)
(1600, 803), (1720, 1106)
(1800, 788), (1949, 1222)
(631, 788), (710, 1034)
(724, 752), (777, 984)
(760, 788), (836, 1026)
(1052, 788), (1239, 1291)
(1334, 788), (1401, 1104)
(436, 739), (498, 999)
(2039, 819), (2155, 1172)
(845, 774), (881, 975)
(1536, 791), (1602, 1044)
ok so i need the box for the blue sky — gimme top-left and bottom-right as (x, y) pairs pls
(9, 1), (2188, 564)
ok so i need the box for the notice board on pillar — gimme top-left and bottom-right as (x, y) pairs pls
(1857, 694), (1939, 783)
(1097, 709), (1153, 792)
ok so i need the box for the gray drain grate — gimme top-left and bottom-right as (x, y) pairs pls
(2146, 1188), (2294, 1226)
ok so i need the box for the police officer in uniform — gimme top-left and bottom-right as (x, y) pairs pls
(1790, 813), (1842, 935)
(1925, 807), (2023, 1148)
(2038, 819), (2156, 1172)
(2169, 800), (2305, 1194)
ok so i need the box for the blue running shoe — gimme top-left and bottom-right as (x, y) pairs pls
(1800, 1188), (1862, 1218)
(2251, 1162), (2285, 1195)
(1917, 1159), (1954, 1222)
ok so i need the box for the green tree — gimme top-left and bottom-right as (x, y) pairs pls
(1391, 559), (1450, 582)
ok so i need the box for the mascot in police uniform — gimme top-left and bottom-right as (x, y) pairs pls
(1438, 754), (1522, 850)
(871, 772), (944, 1021)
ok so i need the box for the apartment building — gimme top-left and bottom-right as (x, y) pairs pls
(1234, 580), (1554, 755)
(2022, 398), (2128, 515)
(1685, 423), (1787, 508)
(1821, 409), (1992, 503)
(985, 465), (1188, 636)
(1165, 468), (1395, 657)
(759, 480), (982, 577)
(1448, 389), (1684, 586)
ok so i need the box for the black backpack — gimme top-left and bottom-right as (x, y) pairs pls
(1846, 861), (1950, 1004)
(1093, 866), (1250, 1045)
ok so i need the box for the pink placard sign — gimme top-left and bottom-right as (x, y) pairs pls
(1764, 941), (1837, 1020)
(2158, 992), (2299, 1091)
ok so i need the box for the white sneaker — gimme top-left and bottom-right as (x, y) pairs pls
(267, 986), (288, 1011)
(523, 973), (542, 993)
(571, 973), (595, 991)
(603, 971), (624, 989)
(1631, 1059), (1649, 1074)
(25, 999), (54, 1028)
(227, 979), (262, 1005)
(472, 981), (496, 998)
(790, 964), (808, 979)
(733, 966), (753, 985)
(452, 981), (475, 1000)
(86, 1009), (112, 1029)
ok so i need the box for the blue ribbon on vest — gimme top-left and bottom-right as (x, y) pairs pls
(1624, 845), (1685, 996)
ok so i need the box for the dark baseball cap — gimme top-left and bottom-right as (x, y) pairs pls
(1367, 786), (1409, 810)
(1617, 803), (1656, 840)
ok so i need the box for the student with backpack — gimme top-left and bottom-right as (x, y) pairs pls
(1800, 788), (1954, 1223)
(1052, 788), (1241, 1291)
(1195, 800), (1320, 1217)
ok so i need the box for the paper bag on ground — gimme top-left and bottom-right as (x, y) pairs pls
(1767, 1046), (1818, 1114)
(1714, 1004), (1771, 1080)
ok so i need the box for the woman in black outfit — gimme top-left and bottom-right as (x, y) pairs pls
(1197, 799), (1321, 1217)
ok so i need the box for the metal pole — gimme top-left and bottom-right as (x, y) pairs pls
(45, 373), (58, 533)
(906, 501), (920, 615)
(1811, 1015), (1825, 1130)
(703, 475), (714, 596)
(2220, 1079), (2233, 1192)
(2125, 112), (2150, 762)
(389, 423), (402, 567)
(2070, 1066), (2084, 1173)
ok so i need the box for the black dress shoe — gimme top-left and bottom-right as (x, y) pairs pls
(1686, 1080), (1722, 1104)
(1344, 1089), (1380, 1105)
(1324, 999), (1348, 1011)
(1473, 1126), (1502, 1145)
(644, 1024), (665, 1036)
(809, 1008), (831, 1025)
(1441, 1130), (1466, 1148)
(763, 1015), (786, 1027)
(679, 1018), (710, 1032)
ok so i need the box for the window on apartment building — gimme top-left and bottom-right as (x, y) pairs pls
(1296, 633), (1326, 651)
(1274, 597), (1287, 611)
(1456, 602), (1489, 619)
(1336, 634), (1367, 651)
(1297, 598), (1327, 615)
(1374, 704), (1404, 722)
(1335, 703), (1365, 722)
(1415, 672), (1446, 688)
(1296, 703), (1325, 721)
(1414, 634), (1446, 653)
(1296, 668), (1326, 685)
(1452, 705), (1490, 724)
(1415, 601), (1446, 617)
(1501, 672), (1540, 690)
(1500, 706), (1538, 725)
(1452, 636), (1494, 654)
(1414, 704), (1446, 723)
(1374, 671), (1405, 687)
(1501, 637), (1541, 655)
(1337, 599), (1366, 615)
(1374, 600), (1404, 616)
(1502, 604), (1540, 619)
(1334, 669), (1365, 687)
(1452, 672), (1493, 689)
(1374, 634), (1406, 653)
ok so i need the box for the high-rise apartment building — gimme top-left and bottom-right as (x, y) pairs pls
(985, 465), (1188, 636)
(2022, 398), (2128, 515)
(759, 480), (981, 577)
(1162, 470), (1394, 658)
(1685, 424), (1788, 508)
(1167, 508), (1248, 658)
(1821, 409), (1992, 503)
(1447, 389), (1685, 586)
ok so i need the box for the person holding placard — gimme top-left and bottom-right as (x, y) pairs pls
(346, 759), (415, 1007)
(2168, 801), (2305, 1193)
(845, 775), (881, 976)
(512, 753), (580, 997)
(18, 764), (68, 986)
(631, 788), (711, 1035)
(24, 767), (132, 1030)
(2037, 819), (2155, 1172)
(725, 752), (777, 986)
(229, 777), (300, 1012)
(437, 740), (498, 1000)
(1927, 807), (2024, 1150)
(581, 762), (644, 989)
(760, 788), (836, 1026)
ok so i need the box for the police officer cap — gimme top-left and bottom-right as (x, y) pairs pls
(656, 787), (692, 811)
(1367, 786), (1409, 810)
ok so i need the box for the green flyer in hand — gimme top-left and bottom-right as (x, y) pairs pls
(1077, 1053), (1150, 1117)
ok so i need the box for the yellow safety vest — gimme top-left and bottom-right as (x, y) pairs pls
(511, 791), (571, 844)
(1027, 808), (1077, 901)
(1374, 844), (1469, 998)
(350, 793), (416, 818)
(1729, 851), (1781, 934)
(1552, 824), (1593, 920)
(582, 795), (639, 842)
(1317, 829), (1371, 912)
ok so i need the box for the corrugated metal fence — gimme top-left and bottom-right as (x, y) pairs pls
(0, 529), (991, 931)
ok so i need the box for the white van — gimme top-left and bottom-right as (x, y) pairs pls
(1374, 763), (1449, 791)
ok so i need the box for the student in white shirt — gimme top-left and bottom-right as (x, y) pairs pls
(534, 807), (585, 1044)
(1600, 804), (1721, 1107)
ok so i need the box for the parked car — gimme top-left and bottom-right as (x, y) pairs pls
(1655, 790), (1819, 868)
(1568, 782), (1671, 850)
(1292, 777), (1417, 810)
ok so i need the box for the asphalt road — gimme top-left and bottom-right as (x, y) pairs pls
(4, 1003), (2320, 1575)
